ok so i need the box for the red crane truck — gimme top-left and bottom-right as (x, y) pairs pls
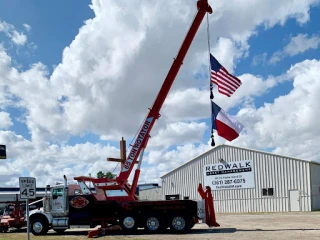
(29, 0), (219, 237)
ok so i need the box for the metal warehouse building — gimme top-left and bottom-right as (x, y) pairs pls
(161, 145), (320, 212)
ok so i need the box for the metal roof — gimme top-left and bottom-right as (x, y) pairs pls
(161, 144), (320, 178)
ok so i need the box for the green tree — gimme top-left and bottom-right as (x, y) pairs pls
(96, 171), (116, 179)
(105, 172), (116, 179)
(97, 171), (105, 178)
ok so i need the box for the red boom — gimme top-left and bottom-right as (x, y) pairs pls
(117, 0), (212, 184)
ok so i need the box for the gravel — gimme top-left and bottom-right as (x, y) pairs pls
(2, 212), (319, 240)
(100, 212), (320, 240)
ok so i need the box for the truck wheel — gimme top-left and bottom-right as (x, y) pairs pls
(144, 214), (163, 233)
(119, 215), (138, 232)
(169, 215), (191, 234)
(3, 227), (8, 233)
(30, 217), (48, 235)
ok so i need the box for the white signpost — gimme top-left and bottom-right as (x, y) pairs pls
(19, 177), (36, 240)
(204, 160), (255, 190)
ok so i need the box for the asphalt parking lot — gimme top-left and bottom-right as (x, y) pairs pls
(1, 212), (319, 240)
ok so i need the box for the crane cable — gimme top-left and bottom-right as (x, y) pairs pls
(206, 12), (215, 146)
(207, 13), (213, 100)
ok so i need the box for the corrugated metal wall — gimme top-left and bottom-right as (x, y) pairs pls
(310, 163), (320, 210)
(161, 145), (312, 213)
(139, 187), (162, 201)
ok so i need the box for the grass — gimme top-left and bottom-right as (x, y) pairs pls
(0, 234), (86, 240)
(0, 229), (153, 240)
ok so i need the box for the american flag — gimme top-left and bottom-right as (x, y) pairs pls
(210, 54), (242, 97)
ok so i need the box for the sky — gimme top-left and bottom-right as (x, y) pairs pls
(0, 0), (320, 187)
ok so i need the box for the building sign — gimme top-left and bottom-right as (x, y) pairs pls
(0, 145), (6, 159)
(204, 160), (255, 190)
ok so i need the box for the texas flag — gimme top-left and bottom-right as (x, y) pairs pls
(211, 101), (244, 142)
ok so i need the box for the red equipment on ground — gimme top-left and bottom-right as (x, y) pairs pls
(0, 203), (26, 233)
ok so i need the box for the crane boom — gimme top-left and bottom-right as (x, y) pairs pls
(117, 0), (212, 184)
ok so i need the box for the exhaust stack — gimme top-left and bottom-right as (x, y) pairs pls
(63, 175), (67, 188)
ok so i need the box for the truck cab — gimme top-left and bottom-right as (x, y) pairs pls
(29, 175), (119, 235)
(29, 176), (82, 235)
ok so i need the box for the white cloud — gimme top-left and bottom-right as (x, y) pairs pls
(270, 33), (320, 64)
(0, 21), (10, 32)
(0, 20), (28, 46)
(0, 130), (122, 186)
(145, 143), (210, 166)
(162, 88), (210, 122)
(11, 30), (27, 45)
(211, 38), (249, 74)
(269, 51), (283, 64)
(23, 24), (31, 32)
(285, 34), (320, 55)
(162, 73), (279, 124)
(208, 0), (320, 43)
(235, 59), (320, 161)
(252, 53), (268, 66)
(0, 112), (13, 129)
(148, 122), (207, 148)
(0, 48), (15, 106)
(3, 0), (318, 142)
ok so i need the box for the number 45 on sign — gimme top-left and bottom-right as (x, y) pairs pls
(19, 177), (36, 199)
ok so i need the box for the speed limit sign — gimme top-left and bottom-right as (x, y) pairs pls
(19, 177), (36, 199)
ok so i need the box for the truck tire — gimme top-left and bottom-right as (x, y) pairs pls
(119, 214), (138, 232)
(190, 220), (195, 229)
(30, 217), (49, 235)
(144, 213), (164, 233)
(169, 215), (191, 234)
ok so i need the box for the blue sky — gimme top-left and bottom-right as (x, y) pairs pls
(1, 0), (320, 187)
(0, 0), (94, 71)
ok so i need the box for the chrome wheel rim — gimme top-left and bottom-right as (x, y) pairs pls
(123, 217), (135, 229)
(146, 217), (160, 231)
(172, 216), (185, 230)
(33, 222), (43, 233)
